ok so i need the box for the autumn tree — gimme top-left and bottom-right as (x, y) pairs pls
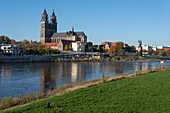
(108, 42), (124, 56)
(64, 45), (69, 50)
(108, 46), (117, 57)
(69, 42), (72, 50)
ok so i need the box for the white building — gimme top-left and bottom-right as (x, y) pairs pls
(157, 46), (163, 50)
(136, 44), (158, 52)
(142, 45), (157, 51)
(0, 44), (25, 56)
(72, 41), (85, 52)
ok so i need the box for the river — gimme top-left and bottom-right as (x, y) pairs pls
(0, 61), (170, 100)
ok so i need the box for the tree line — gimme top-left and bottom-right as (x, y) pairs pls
(0, 36), (60, 55)
(92, 41), (170, 57)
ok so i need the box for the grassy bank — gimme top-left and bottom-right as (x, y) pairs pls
(1, 69), (170, 113)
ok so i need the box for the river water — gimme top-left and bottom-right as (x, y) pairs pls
(0, 61), (170, 100)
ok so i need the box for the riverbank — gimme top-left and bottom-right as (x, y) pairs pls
(1, 67), (170, 112)
(0, 55), (170, 63)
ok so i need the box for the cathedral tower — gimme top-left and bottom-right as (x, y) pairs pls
(40, 9), (57, 43)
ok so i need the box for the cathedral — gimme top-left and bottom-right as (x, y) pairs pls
(40, 9), (87, 44)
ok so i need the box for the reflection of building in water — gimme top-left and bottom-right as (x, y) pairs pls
(40, 63), (57, 93)
(71, 63), (78, 82)
(114, 63), (124, 73)
(136, 62), (152, 71)
(103, 62), (124, 74)
(71, 63), (87, 82)
(0, 65), (12, 77)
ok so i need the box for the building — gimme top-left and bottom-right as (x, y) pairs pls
(142, 45), (157, 52)
(163, 46), (170, 51)
(136, 40), (142, 52)
(58, 40), (72, 51)
(86, 42), (93, 52)
(100, 41), (128, 50)
(72, 41), (85, 52)
(40, 9), (87, 45)
(41, 43), (58, 49)
(0, 44), (25, 56)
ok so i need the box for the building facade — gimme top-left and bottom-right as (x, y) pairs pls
(0, 44), (25, 56)
(40, 9), (87, 44)
(72, 41), (85, 52)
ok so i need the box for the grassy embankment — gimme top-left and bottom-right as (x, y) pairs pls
(52, 56), (170, 62)
(1, 68), (170, 113)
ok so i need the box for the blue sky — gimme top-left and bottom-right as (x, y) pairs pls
(0, 0), (170, 46)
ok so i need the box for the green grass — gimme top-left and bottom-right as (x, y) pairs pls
(2, 70), (170, 113)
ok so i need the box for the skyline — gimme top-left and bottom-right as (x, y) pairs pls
(0, 0), (170, 46)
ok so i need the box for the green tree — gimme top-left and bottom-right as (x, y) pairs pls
(138, 51), (142, 56)
(165, 50), (170, 56)
(92, 45), (99, 52)
(0, 36), (11, 44)
(124, 46), (136, 53)
(159, 51), (163, 56)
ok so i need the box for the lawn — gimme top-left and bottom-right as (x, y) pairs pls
(2, 70), (170, 113)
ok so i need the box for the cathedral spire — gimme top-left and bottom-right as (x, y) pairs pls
(42, 8), (48, 21)
(50, 9), (56, 24)
(43, 8), (47, 15)
(72, 26), (74, 32)
(51, 9), (55, 17)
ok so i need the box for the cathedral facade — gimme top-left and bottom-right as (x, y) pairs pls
(40, 9), (87, 44)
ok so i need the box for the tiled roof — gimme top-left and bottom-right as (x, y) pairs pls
(52, 33), (66, 37)
(42, 43), (58, 46)
(100, 41), (127, 46)
(75, 32), (84, 36)
(52, 31), (85, 38)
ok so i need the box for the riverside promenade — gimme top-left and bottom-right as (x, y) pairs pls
(0, 54), (170, 63)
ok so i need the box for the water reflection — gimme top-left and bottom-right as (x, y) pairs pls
(40, 63), (57, 93)
(0, 61), (170, 100)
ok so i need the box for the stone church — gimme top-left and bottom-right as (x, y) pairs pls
(40, 9), (87, 44)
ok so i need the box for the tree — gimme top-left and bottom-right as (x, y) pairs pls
(92, 45), (99, 52)
(108, 42), (124, 56)
(10, 39), (16, 44)
(0, 35), (11, 44)
(116, 42), (124, 50)
(117, 49), (125, 56)
(69, 43), (72, 50)
(159, 51), (163, 56)
(138, 51), (142, 56)
(108, 46), (117, 57)
(0, 36), (4, 43)
(165, 50), (170, 56)
(124, 46), (136, 53)
(151, 53), (155, 56)
(64, 45), (69, 50)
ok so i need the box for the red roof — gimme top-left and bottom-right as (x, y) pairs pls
(42, 43), (58, 47)
(163, 47), (170, 51)
(76, 41), (81, 43)
(100, 42), (126, 46)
